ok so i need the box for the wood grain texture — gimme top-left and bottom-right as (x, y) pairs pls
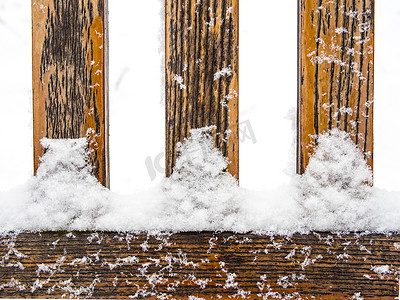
(298, 0), (374, 174)
(165, 0), (239, 178)
(32, 0), (109, 187)
(1, 231), (399, 299)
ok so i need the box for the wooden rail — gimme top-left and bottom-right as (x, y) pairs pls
(165, 0), (239, 178)
(1, 232), (399, 299)
(298, 0), (374, 174)
(32, 0), (109, 187)
(12, 1), (397, 299)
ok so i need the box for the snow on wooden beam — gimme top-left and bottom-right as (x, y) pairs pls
(298, 0), (374, 174)
(1, 232), (399, 298)
(32, 0), (110, 187)
(165, 0), (239, 179)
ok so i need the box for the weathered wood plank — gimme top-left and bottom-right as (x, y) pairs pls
(32, 0), (109, 187)
(298, 0), (374, 174)
(165, 0), (239, 178)
(1, 232), (399, 298)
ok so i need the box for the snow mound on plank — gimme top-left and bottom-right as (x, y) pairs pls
(160, 126), (242, 231)
(297, 129), (375, 231)
(28, 138), (110, 231)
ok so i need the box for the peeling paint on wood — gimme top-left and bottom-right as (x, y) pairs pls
(165, 0), (239, 179)
(32, 0), (109, 187)
(1, 232), (399, 298)
(298, 0), (374, 175)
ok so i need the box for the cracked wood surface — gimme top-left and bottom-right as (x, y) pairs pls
(1, 232), (399, 299)
(298, 0), (374, 174)
(32, 0), (109, 187)
(165, 0), (239, 178)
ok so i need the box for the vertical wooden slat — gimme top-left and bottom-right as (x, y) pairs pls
(32, 0), (109, 187)
(298, 0), (374, 174)
(165, 0), (239, 179)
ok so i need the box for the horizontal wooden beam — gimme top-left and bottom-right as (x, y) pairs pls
(298, 0), (374, 174)
(1, 232), (399, 298)
(165, 0), (239, 178)
(32, 0), (109, 187)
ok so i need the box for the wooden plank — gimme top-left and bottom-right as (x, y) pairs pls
(165, 0), (239, 178)
(32, 0), (109, 187)
(1, 232), (399, 298)
(298, 0), (374, 174)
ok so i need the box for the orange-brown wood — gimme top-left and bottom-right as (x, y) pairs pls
(165, 0), (239, 179)
(298, 0), (374, 174)
(32, 0), (109, 187)
(1, 232), (399, 299)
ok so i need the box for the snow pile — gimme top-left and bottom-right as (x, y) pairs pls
(160, 126), (242, 231)
(297, 129), (375, 231)
(27, 138), (110, 231)
(1, 128), (400, 233)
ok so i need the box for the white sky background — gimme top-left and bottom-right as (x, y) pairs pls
(0, 1), (399, 192)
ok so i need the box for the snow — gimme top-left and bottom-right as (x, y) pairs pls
(0, 138), (110, 232)
(214, 66), (232, 81)
(297, 129), (374, 231)
(160, 126), (242, 231)
(371, 265), (390, 279)
(174, 74), (186, 90)
(1, 127), (400, 233)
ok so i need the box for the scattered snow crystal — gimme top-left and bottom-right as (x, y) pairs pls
(174, 74), (186, 90)
(214, 66), (232, 81)
(297, 129), (374, 231)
